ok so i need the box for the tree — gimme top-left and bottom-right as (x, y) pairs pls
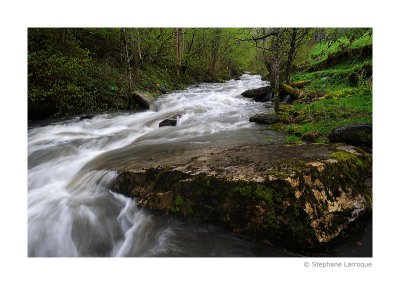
(174, 28), (184, 76)
(284, 28), (310, 84)
(121, 28), (134, 109)
(250, 28), (283, 110)
(131, 28), (142, 79)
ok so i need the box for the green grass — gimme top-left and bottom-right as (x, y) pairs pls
(286, 134), (303, 145)
(281, 87), (371, 140)
(292, 89), (371, 118)
(275, 51), (372, 143)
(293, 59), (372, 88)
(287, 116), (371, 135)
(310, 33), (372, 61)
(299, 31), (372, 73)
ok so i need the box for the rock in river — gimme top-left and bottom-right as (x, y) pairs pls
(133, 91), (156, 109)
(249, 113), (278, 125)
(241, 86), (271, 102)
(110, 143), (372, 249)
(159, 114), (181, 127)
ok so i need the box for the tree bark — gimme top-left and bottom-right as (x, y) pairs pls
(174, 28), (184, 76)
(210, 29), (221, 80)
(121, 28), (134, 109)
(133, 28), (142, 78)
(270, 30), (281, 112)
(285, 28), (297, 84)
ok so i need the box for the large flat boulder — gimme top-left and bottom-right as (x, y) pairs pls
(110, 143), (372, 249)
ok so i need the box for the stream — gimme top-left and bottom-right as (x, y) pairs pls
(28, 74), (371, 257)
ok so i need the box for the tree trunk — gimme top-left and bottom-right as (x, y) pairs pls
(174, 28), (184, 76)
(133, 28), (142, 79)
(285, 28), (297, 84)
(270, 31), (281, 112)
(211, 29), (221, 80)
(121, 28), (134, 109)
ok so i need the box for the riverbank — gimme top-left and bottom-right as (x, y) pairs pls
(269, 42), (372, 145)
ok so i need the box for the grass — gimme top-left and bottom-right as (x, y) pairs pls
(293, 59), (372, 89)
(280, 88), (372, 140)
(310, 33), (372, 61)
(286, 134), (303, 145)
(274, 47), (372, 143)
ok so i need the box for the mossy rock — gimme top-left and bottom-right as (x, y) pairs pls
(110, 143), (372, 250)
(329, 123), (372, 148)
(249, 113), (278, 124)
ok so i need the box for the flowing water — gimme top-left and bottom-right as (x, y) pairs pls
(28, 74), (371, 257)
(28, 74), (292, 257)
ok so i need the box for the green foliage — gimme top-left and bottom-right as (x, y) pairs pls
(28, 28), (262, 119)
(28, 28), (126, 119)
(299, 28), (372, 72)
(285, 134), (302, 145)
(28, 27), (373, 121)
(283, 86), (372, 138)
(275, 38), (372, 141)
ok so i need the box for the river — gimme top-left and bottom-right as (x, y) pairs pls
(28, 74), (371, 257)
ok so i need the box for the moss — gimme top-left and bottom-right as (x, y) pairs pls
(152, 168), (186, 192)
(330, 150), (354, 161)
(281, 83), (301, 99)
(175, 194), (184, 207)
(265, 170), (290, 180)
(330, 150), (366, 168)
(172, 194), (194, 216)
(232, 183), (274, 205)
(115, 148), (371, 249)
(364, 190), (373, 211)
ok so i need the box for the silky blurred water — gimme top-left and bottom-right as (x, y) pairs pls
(28, 74), (298, 257)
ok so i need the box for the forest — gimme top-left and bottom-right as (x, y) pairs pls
(28, 28), (372, 142)
(28, 27), (373, 258)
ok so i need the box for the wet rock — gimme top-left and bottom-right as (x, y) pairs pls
(79, 114), (94, 120)
(241, 86), (271, 102)
(282, 94), (296, 104)
(329, 123), (372, 148)
(159, 114), (181, 127)
(249, 113), (278, 125)
(111, 144), (372, 249)
(133, 91), (156, 109)
(160, 85), (168, 94)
